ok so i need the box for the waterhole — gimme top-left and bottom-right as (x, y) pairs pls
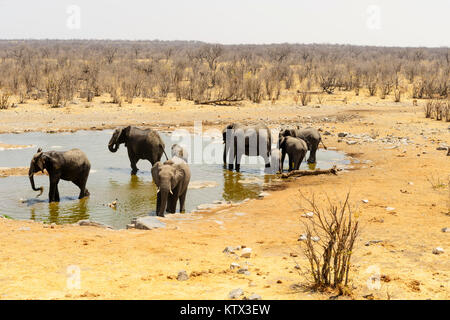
(0, 130), (349, 229)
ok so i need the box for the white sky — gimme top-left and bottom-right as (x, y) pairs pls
(0, 0), (449, 47)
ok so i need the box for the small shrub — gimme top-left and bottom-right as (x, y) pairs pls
(298, 192), (359, 291)
(0, 91), (11, 109)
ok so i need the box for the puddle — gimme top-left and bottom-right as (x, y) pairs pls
(0, 130), (348, 229)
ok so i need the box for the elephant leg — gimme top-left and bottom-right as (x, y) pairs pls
(55, 185), (60, 202)
(307, 144), (318, 164)
(74, 175), (89, 199)
(49, 175), (60, 203)
(156, 192), (161, 214)
(166, 193), (177, 213)
(281, 151), (286, 172)
(235, 154), (242, 172)
(128, 150), (139, 175)
(294, 154), (301, 170)
(179, 191), (187, 213)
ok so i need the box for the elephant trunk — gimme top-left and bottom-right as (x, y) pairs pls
(157, 189), (169, 217)
(108, 142), (119, 153)
(29, 171), (43, 197)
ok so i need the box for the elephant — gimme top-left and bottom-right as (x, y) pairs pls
(222, 122), (272, 172)
(171, 144), (189, 162)
(279, 127), (327, 164)
(279, 136), (308, 171)
(151, 160), (191, 217)
(28, 148), (91, 203)
(270, 148), (282, 173)
(108, 126), (168, 175)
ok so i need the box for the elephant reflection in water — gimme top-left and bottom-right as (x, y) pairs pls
(222, 170), (261, 202)
(45, 198), (89, 225)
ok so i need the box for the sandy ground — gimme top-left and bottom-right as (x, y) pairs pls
(0, 95), (449, 300)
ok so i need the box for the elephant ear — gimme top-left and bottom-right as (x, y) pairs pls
(173, 165), (185, 185)
(151, 162), (163, 186)
(41, 153), (58, 172)
(121, 126), (132, 147)
(33, 152), (45, 172)
(279, 136), (286, 149)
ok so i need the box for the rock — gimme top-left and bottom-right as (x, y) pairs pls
(247, 294), (262, 300)
(177, 270), (189, 281)
(301, 211), (314, 218)
(241, 248), (252, 258)
(298, 234), (308, 241)
(346, 141), (358, 145)
(77, 220), (113, 229)
(228, 288), (244, 299)
(365, 240), (383, 246)
(230, 262), (240, 270)
(135, 216), (166, 230)
(442, 228), (450, 233)
(311, 236), (320, 242)
(432, 247), (445, 255)
(126, 224), (135, 229)
(362, 199), (369, 203)
(258, 192), (271, 198)
(18, 227), (30, 231)
(436, 146), (448, 151)
(338, 132), (348, 137)
(323, 131), (331, 136)
(237, 267), (250, 275)
(386, 207), (395, 211)
(223, 246), (235, 254)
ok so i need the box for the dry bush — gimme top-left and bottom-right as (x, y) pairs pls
(298, 192), (359, 291)
(424, 101), (434, 118)
(394, 88), (402, 102)
(0, 91), (11, 109)
(299, 91), (311, 106)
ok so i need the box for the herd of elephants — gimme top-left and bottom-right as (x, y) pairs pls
(28, 123), (327, 217)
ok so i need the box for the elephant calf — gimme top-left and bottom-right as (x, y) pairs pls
(29, 148), (91, 202)
(151, 160), (191, 217)
(108, 126), (168, 175)
(279, 127), (327, 164)
(279, 136), (308, 172)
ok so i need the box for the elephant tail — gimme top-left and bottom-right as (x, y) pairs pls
(320, 138), (328, 150)
(162, 147), (169, 160)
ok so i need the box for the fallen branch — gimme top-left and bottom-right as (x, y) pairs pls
(281, 166), (339, 179)
(194, 98), (243, 106)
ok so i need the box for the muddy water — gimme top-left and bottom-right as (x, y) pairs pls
(0, 130), (348, 229)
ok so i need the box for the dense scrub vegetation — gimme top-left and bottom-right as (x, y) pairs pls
(0, 40), (448, 108)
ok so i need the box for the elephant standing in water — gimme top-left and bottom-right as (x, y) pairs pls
(108, 126), (168, 175)
(222, 123), (272, 172)
(151, 160), (191, 217)
(279, 136), (308, 171)
(279, 127), (327, 164)
(29, 148), (91, 202)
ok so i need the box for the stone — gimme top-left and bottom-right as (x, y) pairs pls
(126, 224), (135, 229)
(301, 211), (314, 218)
(228, 288), (244, 299)
(77, 220), (113, 229)
(223, 246), (235, 254)
(177, 270), (189, 281)
(346, 140), (358, 145)
(241, 248), (252, 258)
(362, 199), (369, 203)
(135, 216), (166, 230)
(237, 267), (250, 275)
(311, 236), (320, 242)
(258, 192), (271, 198)
(247, 294), (262, 300)
(298, 234), (308, 241)
(338, 132), (348, 137)
(230, 262), (240, 270)
(18, 227), (30, 231)
(365, 240), (383, 246)
(432, 247), (444, 255)
(442, 228), (450, 233)
(386, 207), (395, 211)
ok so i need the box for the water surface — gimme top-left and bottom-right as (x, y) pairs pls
(0, 130), (348, 228)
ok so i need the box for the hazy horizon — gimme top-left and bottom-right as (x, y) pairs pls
(0, 0), (449, 48)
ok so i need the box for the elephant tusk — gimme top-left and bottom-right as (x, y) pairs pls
(169, 189), (173, 195)
(156, 188), (160, 194)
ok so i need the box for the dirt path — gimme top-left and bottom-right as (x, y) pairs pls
(0, 98), (449, 300)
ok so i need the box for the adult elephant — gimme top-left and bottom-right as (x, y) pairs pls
(151, 160), (191, 217)
(108, 126), (168, 175)
(279, 127), (327, 164)
(29, 148), (91, 202)
(222, 122), (272, 172)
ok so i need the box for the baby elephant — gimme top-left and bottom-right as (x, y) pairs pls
(151, 160), (191, 217)
(171, 144), (189, 163)
(279, 136), (308, 172)
(29, 148), (91, 202)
